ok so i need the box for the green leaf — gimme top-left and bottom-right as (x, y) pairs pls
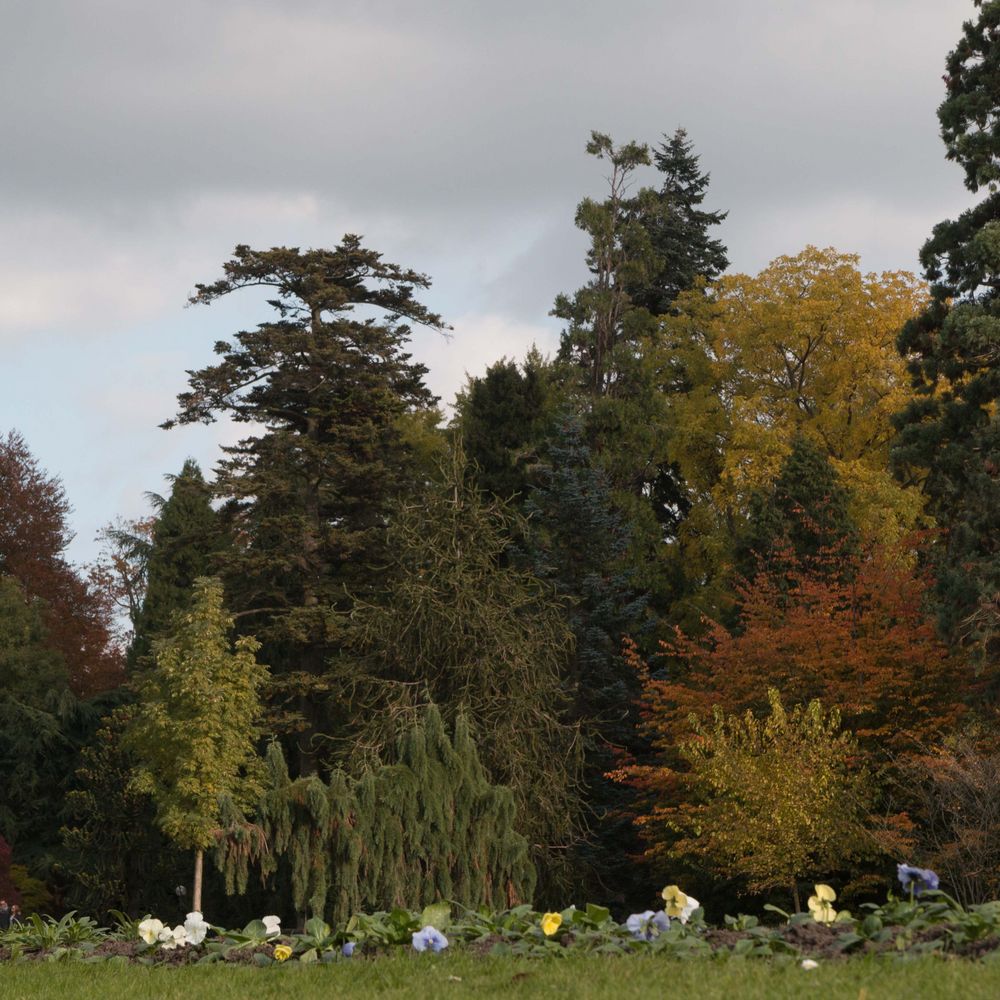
(420, 902), (451, 930)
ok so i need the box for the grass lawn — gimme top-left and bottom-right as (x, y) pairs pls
(5, 954), (1000, 1000)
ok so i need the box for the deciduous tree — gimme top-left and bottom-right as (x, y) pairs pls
(126, 577), (267, 913)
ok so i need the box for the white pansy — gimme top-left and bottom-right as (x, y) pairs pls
(678, 895), (700, 924)
(160, 924), (189, 950)
(184, 911), (209, 946)
(800, 958), (819, 970)
(137, 918), (163, 944)
(262, 914), (281, 937)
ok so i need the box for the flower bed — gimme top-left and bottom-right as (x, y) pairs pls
(4, 875), (1000, 967)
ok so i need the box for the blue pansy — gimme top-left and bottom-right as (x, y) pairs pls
(625, 909), (670, 940)
(897, 864), (940, 895)
(412, 925), (449, 953)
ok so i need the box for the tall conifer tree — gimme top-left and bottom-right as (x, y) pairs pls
(894, 0), (1000, 638)
(164, 241), (444, 770)
(130, 459), (224, 666)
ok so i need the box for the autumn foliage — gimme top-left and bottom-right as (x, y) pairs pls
(0, 431), (122, 696)
(616, 539), (974, 885)
(639, 543), (966, 758)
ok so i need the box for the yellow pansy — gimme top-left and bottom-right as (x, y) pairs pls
(540, 912), (563, 936)
(807, 884), (838, 924)
(661, 885), (689, 919)
(273, 943), (293, 962)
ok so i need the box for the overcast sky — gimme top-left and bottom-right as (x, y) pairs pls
(0, 0), (979, 565)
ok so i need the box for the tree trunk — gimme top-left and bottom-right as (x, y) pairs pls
(193, 848), (204, 914)
(791, 882), (801, 914)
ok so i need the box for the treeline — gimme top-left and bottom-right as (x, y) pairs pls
(5, 1), (1000, 923)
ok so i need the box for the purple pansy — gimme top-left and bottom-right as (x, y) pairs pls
(897, 864), (940, 895)
(412, 925), (449, 953)
(625, 909), (670, 941)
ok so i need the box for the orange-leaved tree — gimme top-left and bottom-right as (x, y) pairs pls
(617, 538), (973, 878)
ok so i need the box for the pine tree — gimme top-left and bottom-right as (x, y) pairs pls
(454, 350), (552, 503)
(627, 127), (729, 316)
(893, 1), (1000, 638)
(164, 241), (444, 769)
(738, 435), (858, 579)
(523, 415), (649, 904)
(130, 460), (225, 666)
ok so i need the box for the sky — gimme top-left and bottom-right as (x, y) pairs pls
(0, 0), (980, 566)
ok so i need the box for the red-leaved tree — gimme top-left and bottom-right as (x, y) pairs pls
(0, 430), (123, 696)
(617, 541), (974, 874)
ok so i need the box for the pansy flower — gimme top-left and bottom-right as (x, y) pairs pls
(807, 884), (838, 923)
(897, 864), (939, 895)
(626, 909), (670, 940)
(412, 925), (449, 953)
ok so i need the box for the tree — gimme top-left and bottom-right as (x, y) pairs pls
(126, 577), (267, 913)
(61, 706), (186, 917)
(893, 1), (1000, 638)
(639, 690), (875, 910)
(220, 706), (536, 924)
(130, 460), (226, 666)
(737, 436), (858, 581)
(554, 132), (655, 400)
(165, 241), (444, 770)
(522, 415), (649, 900)
(659, 248), (929, 624)
(341, 448), (583, 896)
(641, 542), (967, 760)
(0, 430), (122, 696)
(902, 734), (1000, 906)
(454, 350), (553, 503)
(626, 127), (729, 316)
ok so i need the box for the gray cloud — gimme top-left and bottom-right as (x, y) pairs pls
(0, 0), (982, 564)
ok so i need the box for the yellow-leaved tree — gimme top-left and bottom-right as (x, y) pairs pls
(665, 690), (875, 912)
(660, 247), (928, 614)
(126, 577), (267, 914)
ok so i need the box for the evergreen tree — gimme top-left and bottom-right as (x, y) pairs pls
(61, 706), (186, 917)
(0, 575), (76, 856)
(454, 351), (552, 502)
(738, 435), (858, 579)
(126, 577), (267, 913)
(217, 706), (535, 923)
(130, 459), (224, 666)
(894, 1), (1000, 637)
(553, 132), (657, 400)
(164, 241), (444, 769)
(523, 415), (649, 904)
(342, 448), (583, 896)
(627, 127), (729, 316)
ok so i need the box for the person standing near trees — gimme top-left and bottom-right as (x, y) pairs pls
(0, 899), (10, 930)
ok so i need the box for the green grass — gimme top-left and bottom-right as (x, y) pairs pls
(5, 954), (1000, 1000)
